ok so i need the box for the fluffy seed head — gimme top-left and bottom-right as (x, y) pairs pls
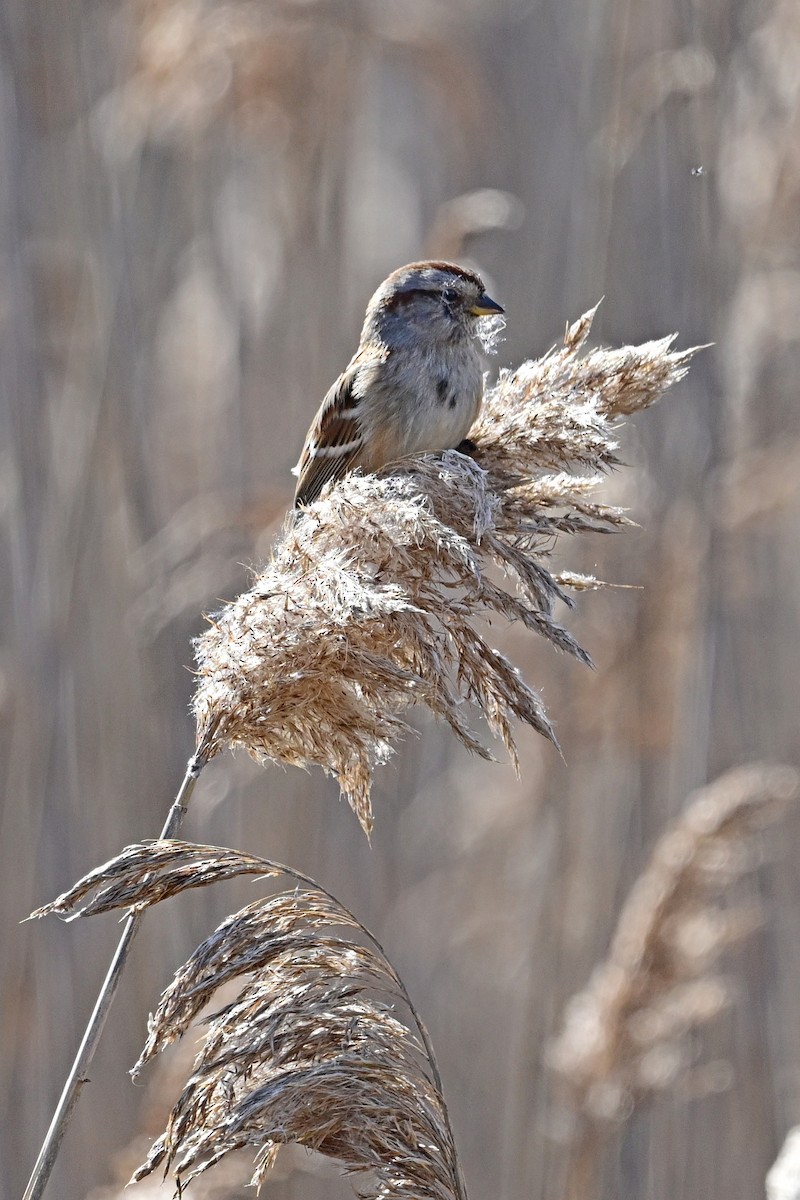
(192, 306), (697, 833)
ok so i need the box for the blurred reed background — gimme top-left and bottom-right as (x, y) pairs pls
(2, 1), (799, 1198)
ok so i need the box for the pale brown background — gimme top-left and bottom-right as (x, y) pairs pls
(2, 1), (800, 1198)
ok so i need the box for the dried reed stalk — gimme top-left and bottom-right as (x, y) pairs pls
(22, 734), (216, 1200)
(33, 841), (465, 1200)
(192, 307), (696, 834)
(548, 763), (799, 1200)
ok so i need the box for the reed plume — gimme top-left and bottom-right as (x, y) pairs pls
(192, 307), (696, 833)
(549, 763), (799, 1200)
(34, 841), (464, 1200)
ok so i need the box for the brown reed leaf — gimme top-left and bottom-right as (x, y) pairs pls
(192, 309), (697, 833)
(549, 762), (799, 1125)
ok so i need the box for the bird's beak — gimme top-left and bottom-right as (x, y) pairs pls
(469, 292), (505, 316)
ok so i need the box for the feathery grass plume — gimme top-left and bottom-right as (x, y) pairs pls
(33, 841), (465, 1200)
(192, 309), (697, 833)
(548, 763), (798, 1199)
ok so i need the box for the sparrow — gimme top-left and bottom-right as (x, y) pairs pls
(293, 260), (504, 507)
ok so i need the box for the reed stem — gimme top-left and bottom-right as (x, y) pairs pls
(22, 734), (215, 1200)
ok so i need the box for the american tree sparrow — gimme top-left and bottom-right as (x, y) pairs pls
(293, 260), (504, 507)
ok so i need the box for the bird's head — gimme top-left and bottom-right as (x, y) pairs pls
(363, 260), (505, 348)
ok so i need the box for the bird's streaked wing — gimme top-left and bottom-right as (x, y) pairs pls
(293, 365), (365, 507)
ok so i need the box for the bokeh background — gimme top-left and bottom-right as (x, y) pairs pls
(2, 1), (800, 1198)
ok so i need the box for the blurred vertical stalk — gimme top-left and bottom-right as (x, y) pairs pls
(22, 727), (218, 1200)
(562, 1123), (604, 1200)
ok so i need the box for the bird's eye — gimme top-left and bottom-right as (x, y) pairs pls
(442, 286), (458, 307)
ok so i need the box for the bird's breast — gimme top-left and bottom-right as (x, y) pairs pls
(357, 339), (483, 466)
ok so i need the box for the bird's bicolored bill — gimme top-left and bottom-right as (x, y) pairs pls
(469, 292), (505, 316)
